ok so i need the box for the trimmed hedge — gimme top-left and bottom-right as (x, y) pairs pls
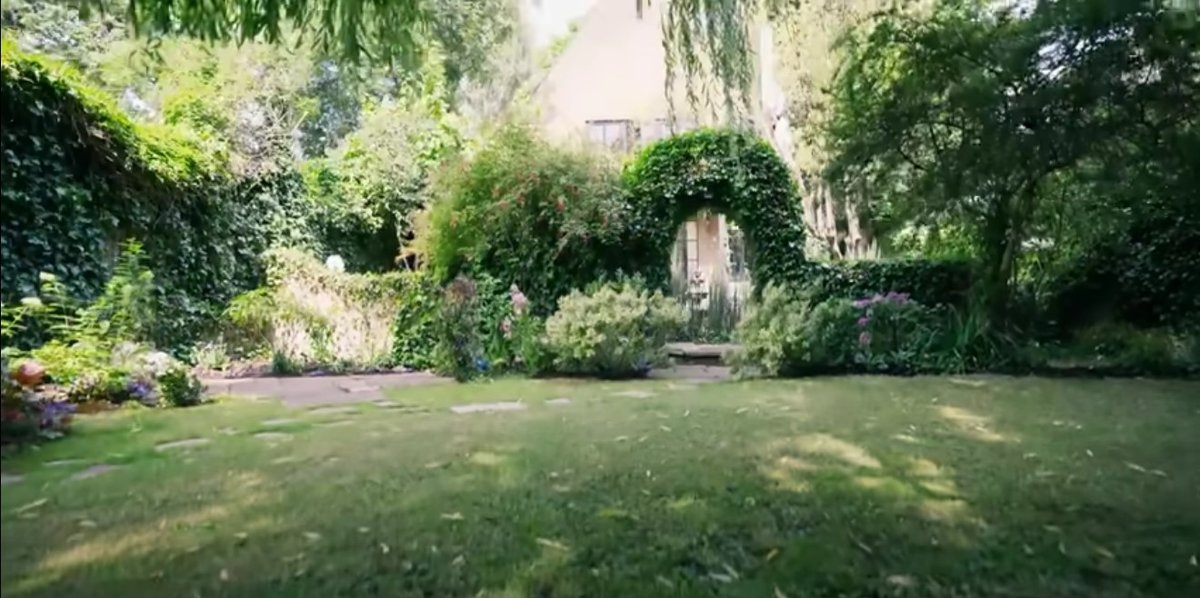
(807, 258), (974, 308)
(0, 42), (294, 351)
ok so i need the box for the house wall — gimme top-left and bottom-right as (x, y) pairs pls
(535, 0), (711, 140)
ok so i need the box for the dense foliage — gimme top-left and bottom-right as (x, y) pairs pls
(622, 128), (808, 291)
(1, 244), (208, 445)
(423, 124), (631, 314)
(808, 259), (973, 308)
(825, 0), (1200, 319)
(0, 42), (287, 350)
(543, 282), (685, 378)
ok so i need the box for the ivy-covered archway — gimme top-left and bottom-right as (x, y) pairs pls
(620, 128), (808, 290)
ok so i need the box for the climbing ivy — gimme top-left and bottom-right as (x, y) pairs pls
(621, 128), (808, 290)
(0, 42), (295, 351)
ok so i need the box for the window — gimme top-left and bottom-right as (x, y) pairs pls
(585, 119), (636, 152)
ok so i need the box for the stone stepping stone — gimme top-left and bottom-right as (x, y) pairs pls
(612, 390), (656, 399)
(307, 406), (358, 417)
(70, 464), (119, 481)
(261, 418), (300, 427)
(156, 438), (211, 451)
(545, 398), (572, 407)
(1, 472), (23, 486)
(450, 401), (527, 414)
(253, 432), (292, 442)
(337, 382), (380, 394)
(45, 459), (84, 467)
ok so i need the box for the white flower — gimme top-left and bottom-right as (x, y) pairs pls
(325, 255), (346, 272)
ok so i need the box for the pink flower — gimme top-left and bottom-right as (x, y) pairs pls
(857, 316), (870, 328)
(509, 284), (529, 316)
(858, 331), (872, 347)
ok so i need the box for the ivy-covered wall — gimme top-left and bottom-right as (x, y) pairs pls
(0, 42), (292, 350)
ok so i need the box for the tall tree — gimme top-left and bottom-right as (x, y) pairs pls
(825, 0), (1199, 314)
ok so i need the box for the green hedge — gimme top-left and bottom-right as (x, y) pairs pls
(807, 259), (974, 308)
(0, 42), (293, 351)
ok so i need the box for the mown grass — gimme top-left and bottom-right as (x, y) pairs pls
(2, 376), (1198, 597)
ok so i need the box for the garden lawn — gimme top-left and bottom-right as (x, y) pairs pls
(2, 376), (1198, 597)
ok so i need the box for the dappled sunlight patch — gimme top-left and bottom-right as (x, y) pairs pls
(468, 451), (506, 467)
(919, 480), (960, 497)
(853, 476), (916, 498)
(787, 434), (882, 469)
(906, 457), (945, 478)
(32, 486), (272, 582)
(935, 405), (1015, 443)
(918, 499), (974, 524)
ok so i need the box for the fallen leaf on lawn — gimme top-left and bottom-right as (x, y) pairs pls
(219, 568), (230, 581)
(765, 548), (780, 562)
(683, 410), (690, 417)
(886, 574), (916, 588)
(451, 554), (465, 566)
(1058, 542), (1067, 555)
(659, 425), (672, 433)
(721, 563), (740, 580)
(1086, 449), (1094, 457)
(637, 435), (648, 443)
(614, 436), (629, 442)
(357, 527), (370, 534)
(1043, 525), (1062, 534)
(536, 538), (569, 551)
(735, 407), (749, 414)
(441, 512), (464, 521)
(78, 519), (97, 528)
(424, 461), (446, 469)
(709, 573), (733, 583)
(774, 585), (788, 598)
(379, 543), (390, 554)
(14, 498), (48, 514)
(1124, 462), (1165, 476)
(656, 575), (674, 589)
(303, 532), (321, 541)
(1094, 547), (1115, 559)
(1189, 554), (1196, 567)
(1023, 544), (1034, 555)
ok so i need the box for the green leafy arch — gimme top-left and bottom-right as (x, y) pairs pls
(621, 128), (808, 289)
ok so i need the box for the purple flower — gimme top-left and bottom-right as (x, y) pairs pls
(852, 298), (870, 308)
(857, 316), (870, 328)
(858, 331), (872, 347)
(126, 378), (157, 405)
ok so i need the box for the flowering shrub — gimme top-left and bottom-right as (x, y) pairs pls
(2, 360), (75, 446)
(423, 123), (631, 315)
(735, 286), (942, 376)
(543, 282), (684, 378)
(433, 276), (484, 381)
(848, 292), (940, 373)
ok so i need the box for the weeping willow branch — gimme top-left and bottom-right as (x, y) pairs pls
(661, 0), (761, 124)
(79, 0), (764, 121)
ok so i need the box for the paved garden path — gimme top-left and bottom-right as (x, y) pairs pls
(202, 372), (450, 407)
(204, 365), (732, 407)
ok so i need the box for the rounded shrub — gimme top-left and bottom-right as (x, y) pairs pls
(543, 282), (685, 378)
